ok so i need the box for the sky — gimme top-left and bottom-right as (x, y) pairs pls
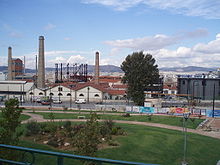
(0, 0), (220, 69)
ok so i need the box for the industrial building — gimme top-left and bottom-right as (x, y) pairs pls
(0, 81), (34, 101)
(2, 36), (129, 103)
(177, 75), (220, 100)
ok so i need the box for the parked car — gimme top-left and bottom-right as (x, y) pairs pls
(75, 99), (86, 104)
(41, 101), (51, 105)
(36, 98), (42, 103)
(53, 100), (62, 104)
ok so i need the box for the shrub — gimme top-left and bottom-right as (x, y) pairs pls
(100, 124), (111, 140)
(104, 120), (114, 130)
(47, 138), (59, 147)
(25, 120), (41, 136)
(108, 140), (119, 146)
(72, 124), (85, 135)
(63, 121), (71, 130)
(122, 113), (130, 117)
(73, 113), (101, 157)
(44, 123), (57, 134)
(111, 127), (118, 135)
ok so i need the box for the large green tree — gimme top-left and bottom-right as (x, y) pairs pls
(121, 51), (159, 106)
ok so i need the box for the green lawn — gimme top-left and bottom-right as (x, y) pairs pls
(0, 112), (30, 121)
(25, 108), (123, 113)
(33, 112), (204, 129)
(11, 123), (220, 165)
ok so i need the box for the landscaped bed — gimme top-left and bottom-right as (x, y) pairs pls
(17, 122), (220, 165)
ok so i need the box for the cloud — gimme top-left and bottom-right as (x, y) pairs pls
(64, 37), (72, 41)
(144, 33), (220, 68)
(105, 34), (178, 51)
(9, 32), (23, 38)
(104, 29), (208, 54)
(82, 0), (220, 19)
(67, 55), (87, 64)
(193, 34), (220, 54)
(2, 23), (23, 38)
(0, 57), (8, 66)
(44, 23), (56, 30)
(184, 28), (208, 38)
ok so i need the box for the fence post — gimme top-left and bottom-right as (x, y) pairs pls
(57, 157), (63, 165)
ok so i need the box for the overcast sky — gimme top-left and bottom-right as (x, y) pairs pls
(0, 0), (220, 69)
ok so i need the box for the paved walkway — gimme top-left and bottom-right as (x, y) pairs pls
(22, 112), (220, 140)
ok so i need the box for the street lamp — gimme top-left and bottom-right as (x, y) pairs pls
(182, 112), (190, 165)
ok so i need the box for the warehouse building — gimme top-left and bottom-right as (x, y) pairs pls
(177, 75), (220, 100)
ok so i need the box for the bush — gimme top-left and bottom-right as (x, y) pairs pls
(44, 123), (57, 134)
(72, 124), (85, 135)
(47, 138), (59, 147)
(73, 113), (101, 157)
(63, 121), (71, 130)
(111, 126), (125, 135)
(122, 113), (130, 117)
(100, 120), (114, 140)
(108, 140), (119, 146)
(39, 123), (47, 132)
(25, 120), (41, 136)
(111, 127), (118, 135)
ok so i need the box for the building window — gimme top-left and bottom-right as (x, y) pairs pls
(67, 93), (71, 96)
(79, 93), (84, 97)
(29, 92), (33, 95)
(39, 92), (43, 95)
(164, 90), (168, 94)
(58, 93), (63, 96)
(182, 80), (185, 85)
(49, 93), (54, 96)
(94, 94), (100, 97)
(171, 91), (175, 94)
(58, 87), (63, 91)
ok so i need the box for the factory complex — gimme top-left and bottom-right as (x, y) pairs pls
(0, 36), (127, 103)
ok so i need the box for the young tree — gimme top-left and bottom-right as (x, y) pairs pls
(121, 51), (159, 105)
(0, 98), (22, 144)
(0, 98), (22, 159)
(73, 113), (101, 157)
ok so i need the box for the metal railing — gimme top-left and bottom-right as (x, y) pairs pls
(0, 144), (158, 165)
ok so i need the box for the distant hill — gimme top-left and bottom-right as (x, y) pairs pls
(160, 66), (218, 72)
(46, 65), (123, 73)
(0, 65), (123, 73)
(0, 65), (218, 74)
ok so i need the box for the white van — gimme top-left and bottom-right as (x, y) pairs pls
(75, 99), (86, 104)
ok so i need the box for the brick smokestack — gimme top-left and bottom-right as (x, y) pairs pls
(37, 36), (45, 88)
(7, 47), (13, 80)
(94, 51), (100, 84)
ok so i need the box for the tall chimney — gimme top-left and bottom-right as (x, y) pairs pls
(94, 51), (99, 84)
(37, 36), (45, 88)
(7, 47), (13, 80)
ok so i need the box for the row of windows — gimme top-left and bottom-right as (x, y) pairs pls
(29, 92), (100, 97)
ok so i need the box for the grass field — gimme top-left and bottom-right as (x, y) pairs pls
(0, 112), (30, 121)
(33, 112), (204, 129)
(14, 123), (220, 165)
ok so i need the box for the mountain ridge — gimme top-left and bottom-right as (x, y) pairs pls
(0, 65), (218, 73)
